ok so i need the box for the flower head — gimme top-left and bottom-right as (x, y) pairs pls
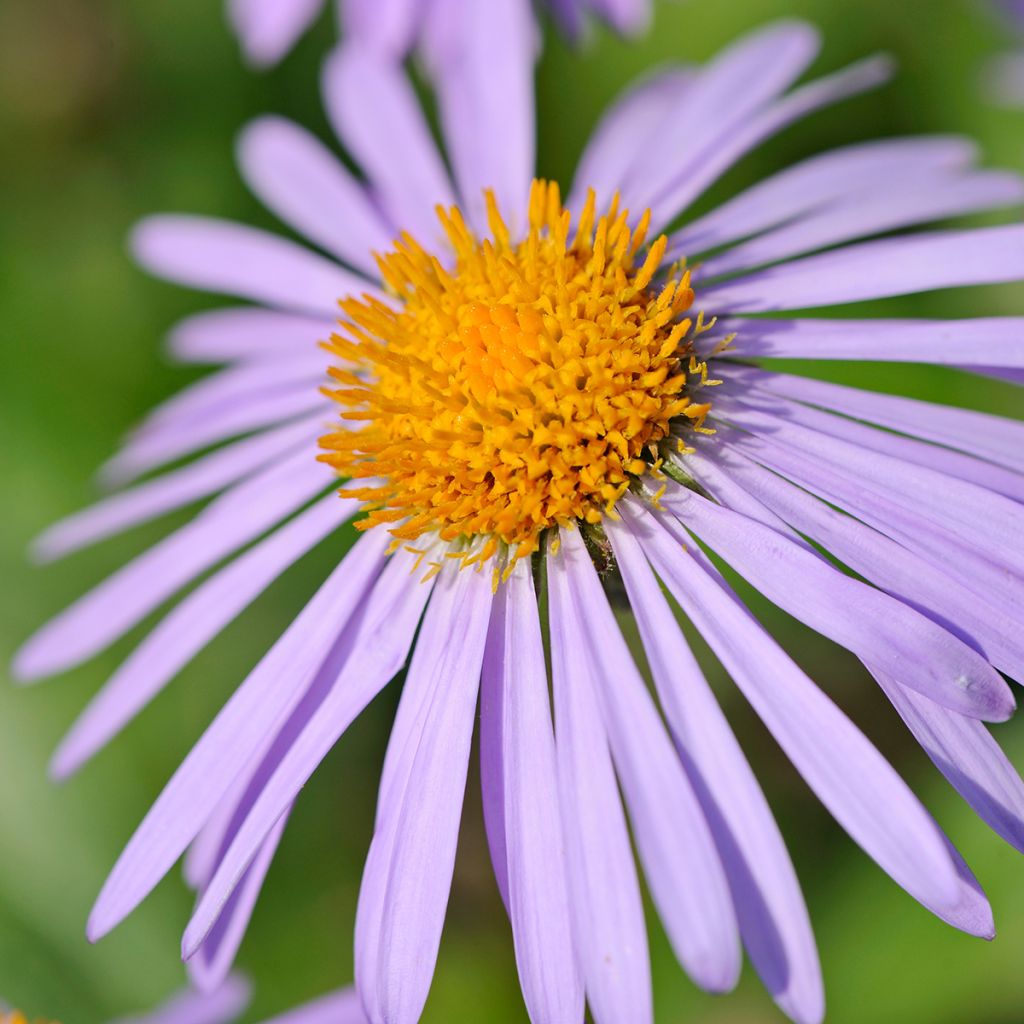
(16, 17), (1024, 1024)
(228, 0), (648, 68)
(323, 183), (705, 562)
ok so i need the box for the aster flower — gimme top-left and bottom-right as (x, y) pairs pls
(228, 0), (647, 68)
(1, 976), (249, 1024)
(110, 980), (367, 1024)
(108, 976), (251, 1024)
(16, 16), (1024, 1024)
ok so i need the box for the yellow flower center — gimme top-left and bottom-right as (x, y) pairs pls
(2, 1013), (57, 1024)
(320, 180), (713, 566)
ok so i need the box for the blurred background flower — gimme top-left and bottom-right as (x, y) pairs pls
(226, 0), (650, 68)
(2, 1), (1024, 1023)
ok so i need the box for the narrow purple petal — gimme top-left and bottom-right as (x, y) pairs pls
(187, 812), (289, 992)
(481, 559), (583, 1024)
(674, 136), (976, 255)
(560, 529), (741, 994)
(622, 20), (821, 217)
(167, 308), (337, 364)
(86, 527), (390, 941)
(424, 0), (535, 234)
(621, 499), (961, 913)
(690, 444), (1024, 683)
(355, 562), (493, 1024)
(702, 171), (1024, 277)
(227, 0), (325, 68)
(875, 672), (1024, 854)
(101, 400), (327, 486)
(588, 0), (650, 35)
(719, 316), (1024, 370)
(108, 974), (251, 1024)
(237, 116), (395, 275)
(752, 370), (1024, 476)
(50, 491), (358, 779)
(607, 518), (823, 1024)
(569, 67), (694, 212)
(725, 425), (1024, 625)
(729, 380), (1024, 503)
(255, 987), (367, 1024)
(658, 482), (1014, 721)
(930, 836), (995, 939)
(143, 358), (327, 433)
(649, 55), (893, 230)
(705, 224), (1024, 312)
(479, 613), (509, 912)
(33, 418), (313, 562)
(131, 216), (379, 318)
(183, 549), (434, 959)
(547, 534), (653, 1024)
(965, 365), (1024, 385)
(322, 46), (456, 247)
(721, 396), (1024, 583)
(340, 0), (423, 57)
(14, 450), (331, 682)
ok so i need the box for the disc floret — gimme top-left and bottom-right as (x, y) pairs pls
(320, 180), (712, 564)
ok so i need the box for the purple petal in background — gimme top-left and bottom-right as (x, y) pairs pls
(132, 215), (379, 318)
(238, 116), (395, 275)
(256, 987), (368, 1024)
(167, 308), (338, 364)
(108, 975), (251, 1024)
(424, 0), (535, 234)
(322, 46), (456, 246)
(227, 0), (325, 68)
(340, 0), (424, 57)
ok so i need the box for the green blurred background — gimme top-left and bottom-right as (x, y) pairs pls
(2, 0), (1024, 1020)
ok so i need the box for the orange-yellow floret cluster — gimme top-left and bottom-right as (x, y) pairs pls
(320, 179), (713, 563)
(2, 1013), (58, 1024)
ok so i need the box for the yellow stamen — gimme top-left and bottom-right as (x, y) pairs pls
(320, 179), (714, 561)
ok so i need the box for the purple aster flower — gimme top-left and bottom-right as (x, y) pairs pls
(108, 976), (251, 1024)
(228, 0), (647, 68)
(111, 981), (367, 1024)
(2, 976), (250, 1024)
(256, 989), (368, 1024)
(16, 16), (1024, 1024)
